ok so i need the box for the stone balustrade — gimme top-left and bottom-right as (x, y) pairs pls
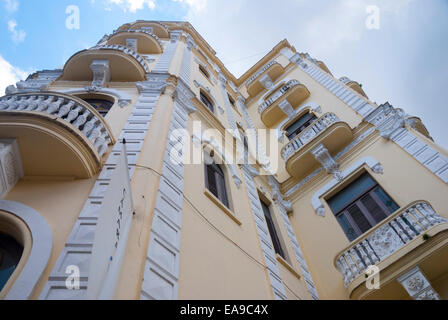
(111, 28), (163, 47)
(339, 77), (352, 85)
(259, 80), (301, 115)
(335, 201), (447, 288)
(90, 44), (150, 73)
(246, 61), (278, 87)
(281, 113), (340, 161)
(0, 93), (113, 157)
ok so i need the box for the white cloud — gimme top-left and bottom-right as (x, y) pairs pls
(173, 0), (208, 12)
(106, 0), (156, 12)
(176, 0), (448, 149)
(3, 0), (19, 12)
(0, 55), (28, 95)
(8, 19), (26, 44)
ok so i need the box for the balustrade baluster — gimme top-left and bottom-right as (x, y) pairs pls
(336, 257), (350, 287)
(391, 219), (411, 243)
(417, 203), (439, 225)
(58, 101), (75, 118)
(397, 215), (418, 239)
(345, 252), (360, 278)
(410, 207), (431, 230)
(362, 240), (379, 264)
(355, 244), (370, 269)
(403, 209), (424, 235)
(28, 96), (44, 111)
(36, 96), (54, 112)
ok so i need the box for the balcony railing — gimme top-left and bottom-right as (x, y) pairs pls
(335, 201), (448, 288)
(281, 113), (340, 161)
(259, 80), (300, 115)
(89, 44), (150, 73)
(246, 61), (278, 87)
(112, 28), (162, 46)
(339, 77), (352, 85)
(0, 93), (113, 157)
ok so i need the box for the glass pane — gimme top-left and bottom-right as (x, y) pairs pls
(374, 187), (399, 213)
(328, 173), (377, 214)
(261, 202), (285, 259)
(360, 193), (387, 224)
(206, 165), (218, 197)
(0, 233), (23, 292)
(337, 213), (358, 242)
(286, 113), (317, 140)
(83, 99), (113, 117)
(217, 171), (229, 208)
(347, 204), (372, 234)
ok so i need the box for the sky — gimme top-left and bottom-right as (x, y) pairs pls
(1, 0), (447, 149)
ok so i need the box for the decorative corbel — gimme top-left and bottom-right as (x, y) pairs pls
(312, 144), (343, 182)
(90, 60), (110, 87)
(278, 99), (295, 118)
(259, 74), (274, 90)
(268, 176), (292, 214)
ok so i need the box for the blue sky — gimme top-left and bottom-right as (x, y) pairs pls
(1, 0), (448, 149)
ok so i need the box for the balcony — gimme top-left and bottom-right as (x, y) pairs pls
(335, 201), (448, 295)
(281, 113), (353, 179)
(62, 45), (149, 83)
(301, 53), (332, 75)
(246, 61), (284, 97)
(119, 21), (171, 39)
(259, 80), (310, 127)
(107, 29), (163, 54)
(339, 77), (368, 99)
(0, 92), (114, 178)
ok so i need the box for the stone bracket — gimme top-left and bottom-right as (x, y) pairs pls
(90, 60), (110, 87)
(397, 266), (440, 300)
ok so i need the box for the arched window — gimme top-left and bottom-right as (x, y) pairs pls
(75, 93), (115, 117)
(200, 91), (214, 113)
(285, 112), (318, 140)
(0, 233), (23, 292)
(205, 161), (229, 208)
(83, 98), (114, 117)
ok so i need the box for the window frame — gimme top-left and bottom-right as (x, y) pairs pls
(82, 98), (114, 117)
(285, 112), (318, 141)
(200, 91), (214, 113)
(75, 93), (116, 118)
(328, 172), (399, 242)
(204, 161), (230, 209)
(199, 65), (210, 79)
(260, 200), (286, 260)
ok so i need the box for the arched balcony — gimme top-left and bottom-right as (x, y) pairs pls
(118, 21), (170, 39)
(246, 61), (284, 97)
(0, 92), (115, 179)
(281, 113), (353, 179)
(259, 80), (310, 127)
(107, 30), (163, 54)
(339, 77), (368, 99)
(62, 45), (149, 83)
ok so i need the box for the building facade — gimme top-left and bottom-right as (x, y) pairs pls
(0, 20), (447, 300)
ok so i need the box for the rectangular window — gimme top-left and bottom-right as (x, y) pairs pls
(328, 173), (399, 242)
(260, 200), (285, 259)
(200, 92), (214, 113)
(205, 163), (229, 208)
(286, 113), (318, 140)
